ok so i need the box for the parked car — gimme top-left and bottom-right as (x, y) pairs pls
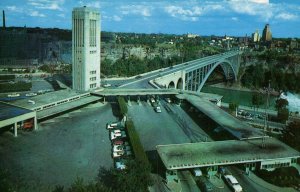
(224, 175), (243, 192)
(115, 160), (126, 170)
(112, 151), (124, 158)
(197, 177), (213, 192)
(113, 145), (124, 152)
(155, 106), (162, 113)
(110, 132), (121, 140)
(113, 140), (124, 146)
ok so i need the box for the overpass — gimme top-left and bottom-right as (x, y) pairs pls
(150, 50), (241, 92)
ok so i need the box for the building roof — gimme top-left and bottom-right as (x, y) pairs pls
(37, 95), (100, 119)
(0, 102), (32, 121)
(11, 89), (88, 110)
(183, 94), (263, 139)
(157, 138), (300, 170)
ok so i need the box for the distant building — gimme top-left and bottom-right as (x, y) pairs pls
(252, 30), (260, 42)
(72, 6), (101, 91)
(187, 33), (199, 38)
(262, 24), (272, 42)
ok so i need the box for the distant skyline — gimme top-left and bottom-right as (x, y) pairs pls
(0, 0), (300, 37)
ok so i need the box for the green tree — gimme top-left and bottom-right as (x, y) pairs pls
(275, 98), (289, 110)
(275, 98), (289, 123)
(117, 96), (128, 117)
(277, 108), (289, 123)
(229, 102), (239, 115)
(97, 160), (152, 192)
(282, 120), (300, 151)
(252, 93), (264, 108)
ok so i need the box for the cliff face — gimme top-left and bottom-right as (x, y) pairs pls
(0, 28), (72, 65)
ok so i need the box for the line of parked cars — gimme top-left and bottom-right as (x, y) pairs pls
(106, 121), (132, 170)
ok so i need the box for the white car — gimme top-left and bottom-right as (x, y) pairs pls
(110, 132), (121, 140)
(113, 145), (124, 152)
(155, 106), (162, 113)
(106, 122), (118, 129)
(112, 151), (124, 158)
(224, 175), (243, 192)
(103, 83), (112, 88)
(150, 97), (155, 103)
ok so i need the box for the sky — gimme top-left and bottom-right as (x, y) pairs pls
(0, 0), (299, 37)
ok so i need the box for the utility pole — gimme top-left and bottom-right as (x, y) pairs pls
(262, 80), (271, 148)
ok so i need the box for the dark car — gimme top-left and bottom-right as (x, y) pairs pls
(197, 177), (214, 192)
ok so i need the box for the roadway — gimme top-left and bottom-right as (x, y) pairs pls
(105, 50), (240, 89)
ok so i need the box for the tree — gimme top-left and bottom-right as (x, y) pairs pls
(277, 108), (289, 123)
(96, 160), (152, 192)
(117, 96), (128, 118)
(252, 93), (264, 108)
(275, 98), (289, 123)
(275, 98), (289, 111)
(282, 120), (300, 151)
(229, 102), (239, 116)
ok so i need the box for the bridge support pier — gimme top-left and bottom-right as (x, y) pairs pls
(127, 96), (132, 106)
(14, 122), (17, 137)
(244, 163), (256, 175)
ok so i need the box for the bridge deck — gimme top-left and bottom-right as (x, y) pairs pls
(157, 138), (300, 170)
(93, 88), (179, 96)
(182, 94), (264, 139)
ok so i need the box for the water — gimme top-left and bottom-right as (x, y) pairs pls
(280, 92), (300, 112)
(201, 85), (277, 110)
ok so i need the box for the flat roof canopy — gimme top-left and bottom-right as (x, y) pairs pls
(182, 95), (264, 139)
(0, 102), (32, 121)
(157, 138), (300, 170)
(12, 89), (88, 109)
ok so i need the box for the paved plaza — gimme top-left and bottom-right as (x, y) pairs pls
(0, 102), (115, 191)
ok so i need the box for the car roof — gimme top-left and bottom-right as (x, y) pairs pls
(225, 175), (239, 184)
(114, 140), (123, 144)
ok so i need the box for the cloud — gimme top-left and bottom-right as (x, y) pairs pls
(85, 1), (101, 9)
(28, 10), (46, 17)
(227, 0), (273, 21)
(120, 5), (152, 17)
(102, 15), (122, 22)
(231, 17), (238, 21)
(249, 0), (269, 4)
(275, 13), (298, 20)
(27, 0), (64, 11)
(58, 13), (65, 18)
(6, 6), (23, 13)
(113, 15), (122, 22)
(164, 5), (202, 21)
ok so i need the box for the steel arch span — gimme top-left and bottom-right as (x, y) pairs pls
(151, 50), (241, 92)
(184, 59), (238, 92)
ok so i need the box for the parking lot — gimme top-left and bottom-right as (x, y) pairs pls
(128, 98), (210, 151)
(0, 102), (115, 191)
